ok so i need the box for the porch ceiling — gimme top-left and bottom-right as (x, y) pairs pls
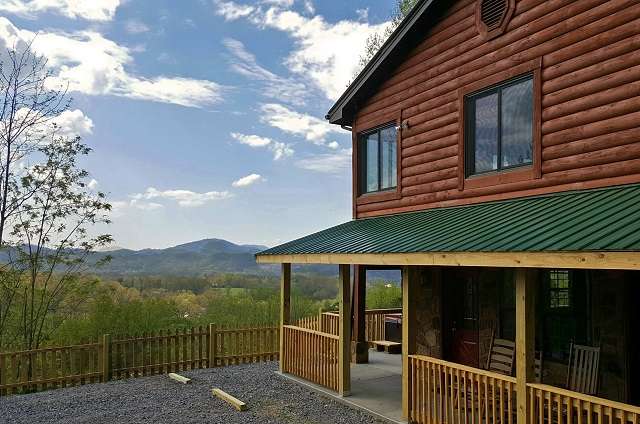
(256, 184), (640, 270)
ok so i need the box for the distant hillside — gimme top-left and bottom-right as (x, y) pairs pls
(87, 238), (277, 277)
(2, 238), (402, 280)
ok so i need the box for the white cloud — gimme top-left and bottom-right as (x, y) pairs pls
(129, 199), (164, 211)
(261, 0), (294, 6)
(231, 132), (271, 147)
(88, 178), (99, 190)
(223, 37), (307, 106)
(270, 141), (294, 160)
(125, 19), (150, 34)
(0, 18), (224, 108)
(131, 187), (232, 208)
(214, 2), (388, 100)
(52, 109), (94, 137)
(232, 173), (264, 187)
(302, 0), (314, 14)
(231, 132), (294, 160)
(296, 148), (351, 173)
(260, 103), (344, 148)
(111, 199), (164, 217)
(356, 8), (369, 21)
(214, 0), (256, 21)
(0, 0), (121, 21)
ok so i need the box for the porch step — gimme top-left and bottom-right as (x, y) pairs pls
(372, 340), (401, 354)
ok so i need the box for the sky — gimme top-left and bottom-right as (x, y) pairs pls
(0, 0), (395, 250)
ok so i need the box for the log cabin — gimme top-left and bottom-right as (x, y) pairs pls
(256, 0), (640, 422)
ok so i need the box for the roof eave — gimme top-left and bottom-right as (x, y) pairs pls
(326, 0), (435, 126)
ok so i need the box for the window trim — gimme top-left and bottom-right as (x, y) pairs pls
(464, 73), (534, 177)
(457, 58), (542, 191)
(354, 112), (402, 208)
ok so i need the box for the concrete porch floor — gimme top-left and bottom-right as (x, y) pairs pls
(278, 350), (405, 424)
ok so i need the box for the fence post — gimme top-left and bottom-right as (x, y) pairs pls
(102, 334), (111, 382)
(209, 324), (217, 368)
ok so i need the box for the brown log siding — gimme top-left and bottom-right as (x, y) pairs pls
(353, 0), (640, 218)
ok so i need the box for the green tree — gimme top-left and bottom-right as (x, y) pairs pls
(0, 43), (111, 351)
(367, 282), (402, 309)
(354, 0), (420, 79)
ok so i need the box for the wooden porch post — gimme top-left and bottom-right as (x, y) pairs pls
(279, 263), (291, 373)
(339, 264), (352, 396)
(402, 266), (417, 419)
(352, 265), (368, 363)
(516, 268), (536, 424)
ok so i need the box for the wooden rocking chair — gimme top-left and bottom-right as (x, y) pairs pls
(566, 342), (600, 395)
(541, 344), (600, 424)
(486, 336), (516, 377)
(456, 333), (516, 423)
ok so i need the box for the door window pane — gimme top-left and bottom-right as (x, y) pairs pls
(380, 126), (397, 190)
(365, 133), (379, 193)
(501, 78), (533, 168)
(474, 92), (499, 174)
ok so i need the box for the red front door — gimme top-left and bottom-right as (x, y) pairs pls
(445, 276), (479, 367)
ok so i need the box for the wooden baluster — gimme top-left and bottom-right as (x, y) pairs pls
(492, 377), (497, 424)
(188, 327), (193, 369)
(181, 328), (187, 371)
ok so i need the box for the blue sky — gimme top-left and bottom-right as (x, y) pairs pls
(0, 0), (394, 249)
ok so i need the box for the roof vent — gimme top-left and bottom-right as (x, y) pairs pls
(476, 0), (514, 40)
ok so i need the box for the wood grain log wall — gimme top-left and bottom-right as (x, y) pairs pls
(353, 0), (640, 218)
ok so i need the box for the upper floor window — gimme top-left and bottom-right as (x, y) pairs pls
(464, 74), (533, 177)
(359, 125), (397, 194)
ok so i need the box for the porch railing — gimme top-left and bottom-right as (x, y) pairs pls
(365, 308), (401, 342)
(299, 308), (402, 341)
(527, 383), (640, 424)
(281, 325), (339, 391)
(408, 355), (517, 424)
(319, 312), (338, 335)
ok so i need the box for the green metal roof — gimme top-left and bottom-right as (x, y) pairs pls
(257, 184), (640, 257)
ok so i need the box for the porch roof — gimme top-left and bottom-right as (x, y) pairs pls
(256, 184), (640, 270)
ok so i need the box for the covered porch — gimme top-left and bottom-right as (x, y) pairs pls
(257, 185), (640, 423)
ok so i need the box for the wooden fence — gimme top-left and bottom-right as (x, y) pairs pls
(527, 383), (640, 424)
(0, 324), (279, 396)
(408, 354), (517, 424)
(281, 324), (339, 392)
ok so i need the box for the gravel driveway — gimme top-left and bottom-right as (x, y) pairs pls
(0, 362), (386, 424)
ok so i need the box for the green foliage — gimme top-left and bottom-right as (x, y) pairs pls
(12, 272), (337, 348)
(354, 0), (420, 79)
(366, 282), (402, 309)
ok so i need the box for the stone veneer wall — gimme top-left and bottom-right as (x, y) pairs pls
(414, 267), (443, 358)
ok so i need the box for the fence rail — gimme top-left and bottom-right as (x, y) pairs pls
(0, 324), (279, 396)
(297, 308), (402, 341)
(527, 383), (640, 424)
(281, 324), (339, 392)
(408, 354), (517, 424)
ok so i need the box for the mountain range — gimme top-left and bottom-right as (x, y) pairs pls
(88, 238), (277, 277)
